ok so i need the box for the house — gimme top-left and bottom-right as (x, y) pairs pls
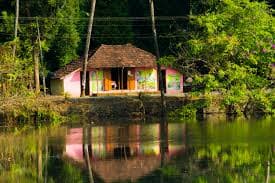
(65, 123), (186, 182)
(51, 44), (184, 97)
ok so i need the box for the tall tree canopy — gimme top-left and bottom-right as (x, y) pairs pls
(0, 0), (188, 72)
(169, 0), (275, 114)
(0, 0), (84, 70)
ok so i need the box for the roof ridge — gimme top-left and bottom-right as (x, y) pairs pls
(100, 43), (134, 47)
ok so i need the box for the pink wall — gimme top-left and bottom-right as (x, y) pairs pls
(65, 128), (84, 161)
(64, 70), (81, 97)
(62, 68), (183, 96)
(165, 68), (183, 94)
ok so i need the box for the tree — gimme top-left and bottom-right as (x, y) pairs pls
(0, 44), (33, 96)
(12, 0), (19, 59)
(90, 0), (134, 47)
(173, 0), (275, 114)
(44, 0), (82, 70)
(81, 0), (96, 97)
(149, 0), (166, 116)
(0, 0), (84, 96)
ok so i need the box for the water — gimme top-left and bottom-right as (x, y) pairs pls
(0, 116), (274, 183)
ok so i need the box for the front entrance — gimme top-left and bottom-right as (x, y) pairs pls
(90, 70), (104, 94)
(159, 70), (166, 93)
(111, 68), (128, 90)
(80, 71), (90, 96)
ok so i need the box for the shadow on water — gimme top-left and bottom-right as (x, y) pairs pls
(0, 117), (275, 183)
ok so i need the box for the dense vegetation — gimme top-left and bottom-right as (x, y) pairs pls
(0, 0), (188, 96)
(0, 0), (188, 70)
(0, 126), (87, 183)
(0, 0), (274, 115)
(162, 0), (275, 115)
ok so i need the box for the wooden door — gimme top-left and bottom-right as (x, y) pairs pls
(128, 68), (135, 90)
(104, 69), (111, 91)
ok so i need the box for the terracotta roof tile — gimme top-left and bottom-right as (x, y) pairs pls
(88, 44), (156, 68)
(51, 58), (82, 79)
(52, 44), (156, 79)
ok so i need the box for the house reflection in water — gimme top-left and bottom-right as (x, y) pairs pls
(65, 123), (186, 183)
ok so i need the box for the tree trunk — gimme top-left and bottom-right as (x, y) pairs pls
(33, 47), (40, 95)
(37, 129), (43, 183)
(2, 81), (6, 96)
(12, 0), (19, 59)
(36, 17), (47, 96)
(84, 125), (94, 183)
(44, 135), (48, 183)
(266, 160), (270, 183)
(160, 117), (168, 167)
(149, 0), (166, 116)
(81, 0), (96, 97)
(42, 75), (46, 96)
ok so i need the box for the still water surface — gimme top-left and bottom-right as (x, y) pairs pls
(0, 116), (274, 183)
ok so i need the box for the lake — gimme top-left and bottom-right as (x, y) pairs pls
(0, 116), (274, 183)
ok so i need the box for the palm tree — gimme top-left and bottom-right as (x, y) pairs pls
(149, 0), (166, 115)
(81, 0), (96, 97)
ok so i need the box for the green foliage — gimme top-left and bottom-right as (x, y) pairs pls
(158, 56), (177, 67)
(174, 0), (275, 115)
(193, 144), (269, 183)
(0, 44), (34, 96)
(92, 0), (134, 46)
(45, 0), (81, 69)
(0, 130), (40, 182)
(170, 103), (197, 119)
(0, 0), (189, 71)
(169, 100), (208, 119)
(36, 108), (64, 125)
(0, 96), (65, 125)
(0, 0), (83, 71)
(160, 165), (181, 177)
(0, 126), (70, 183)
(47, 159), (83, 183)
(244, 89), (275, 115)
(0, 11), (14, 34)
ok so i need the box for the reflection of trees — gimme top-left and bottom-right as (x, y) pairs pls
(135, 144), (274, 183)
(1, 121), (273, 183)
(182, 144), (274, 183)
(160, 118), (168, 167)
(0, 127), (84, 183)
(135, 119), (183, 183)
(83, 124), (94, 183)
(0, 128), (47, 182)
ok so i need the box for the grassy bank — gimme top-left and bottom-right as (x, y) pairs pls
(0, 95), (197, 125)
(0, 96), (69, 125)
(0, 94), (273, 126)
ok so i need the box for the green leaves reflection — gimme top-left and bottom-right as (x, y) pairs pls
(192, 144), (271, 183)
(0, 127), (85, 183)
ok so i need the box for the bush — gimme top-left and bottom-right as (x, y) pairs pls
(244, 89), (275, 116)
(169, 100), (208, 119)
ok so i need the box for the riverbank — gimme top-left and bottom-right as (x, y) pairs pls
(0, 95), (213, 124)
(0, 96), (69, 125)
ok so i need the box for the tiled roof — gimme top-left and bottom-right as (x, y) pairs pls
(87, 44), (156, 69)
(52, 44), (156, 79)
(52, 58), (83, 79)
